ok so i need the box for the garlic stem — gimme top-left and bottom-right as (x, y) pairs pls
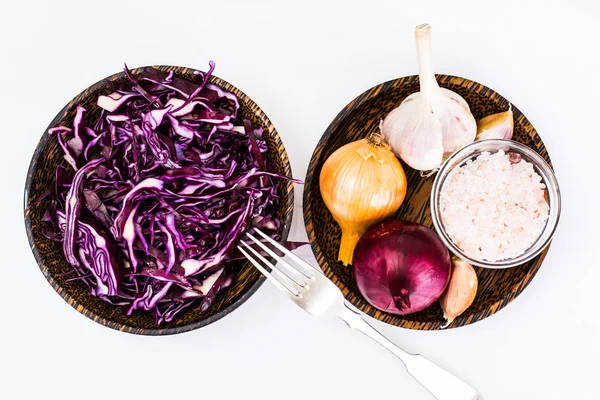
(382, 23), (476, 171)
(415, 24), (440, 103)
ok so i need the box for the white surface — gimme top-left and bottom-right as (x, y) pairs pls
(1, 1), (598, 399)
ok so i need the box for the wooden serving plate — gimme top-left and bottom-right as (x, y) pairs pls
(303, 75), (553, 330)
(24, 66), (295, 335)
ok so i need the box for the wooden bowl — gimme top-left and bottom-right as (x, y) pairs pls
(24, 66), (294, 335)
(303, 75), (554, 330)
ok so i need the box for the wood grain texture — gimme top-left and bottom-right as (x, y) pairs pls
(303, 75), (553, 330)
(24, 66), (294, 335)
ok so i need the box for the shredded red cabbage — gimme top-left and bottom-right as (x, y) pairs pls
(43, 63), (299, 325)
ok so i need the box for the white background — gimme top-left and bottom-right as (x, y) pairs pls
(1, 1), (598, 399)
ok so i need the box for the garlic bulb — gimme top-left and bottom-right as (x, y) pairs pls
(319, 131), (407, 266)
(439, 257), (478, 328)
(382, 24), (476, 171)
(475, 104), (514, 141)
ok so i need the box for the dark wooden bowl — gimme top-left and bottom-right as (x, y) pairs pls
(24, 66), (294, 335)
(304, 75), (553, 330)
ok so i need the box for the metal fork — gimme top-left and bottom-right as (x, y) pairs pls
(238, 229), (483, 400)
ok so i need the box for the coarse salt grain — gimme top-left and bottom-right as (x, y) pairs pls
(439, 150), (549, 262)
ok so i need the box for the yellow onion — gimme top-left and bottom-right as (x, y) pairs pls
(319, 131), (407, 265)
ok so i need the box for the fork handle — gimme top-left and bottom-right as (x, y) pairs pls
(338, 305), (482, 400)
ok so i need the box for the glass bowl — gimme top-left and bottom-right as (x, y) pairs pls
(430, 139), (561, 269)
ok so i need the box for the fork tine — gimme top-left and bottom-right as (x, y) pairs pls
(253, 229), (322, 277)
(237, 245), (297, 296)
(245, 232), (310, 283)
(239, 240), (305, 291)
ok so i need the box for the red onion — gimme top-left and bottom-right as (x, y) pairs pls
(353, 220), (451, 315)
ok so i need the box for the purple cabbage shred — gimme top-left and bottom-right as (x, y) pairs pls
(41, 62), (300, 324)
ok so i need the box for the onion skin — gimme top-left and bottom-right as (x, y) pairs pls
(353, 220), (450, 315)
(319, 133), (407, 265)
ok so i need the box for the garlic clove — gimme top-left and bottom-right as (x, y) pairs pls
(439, 257), (478, 328)
(437, 89), (477, 157)
(475, 104), (514, 141)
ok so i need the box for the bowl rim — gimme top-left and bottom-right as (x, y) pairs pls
(24, 65), (294, 335)
(303, 73), (556, 330)
(430, 139), (562, 269)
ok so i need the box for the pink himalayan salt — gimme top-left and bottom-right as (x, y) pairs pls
(439, 150), (549, 262)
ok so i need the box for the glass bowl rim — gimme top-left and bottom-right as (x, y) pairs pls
(430, 139), (561, 269)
